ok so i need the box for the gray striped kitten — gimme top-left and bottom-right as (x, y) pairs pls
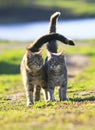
(45, 12), (75, 101)
(21, 33), (75, 107)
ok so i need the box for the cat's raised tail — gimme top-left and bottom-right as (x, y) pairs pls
(27, 33), (75, 52)
(47, 12), (61, 53)
(49, 11), (60, 33)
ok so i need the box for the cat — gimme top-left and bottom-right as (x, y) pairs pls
(21, 33), (75, 106)
(45, 12), (75, 101)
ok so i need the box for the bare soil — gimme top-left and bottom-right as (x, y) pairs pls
(66, 54), (90, 80)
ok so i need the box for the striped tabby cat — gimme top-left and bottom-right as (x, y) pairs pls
(45, 12), (75, 101)
(21, 33), (75, 106)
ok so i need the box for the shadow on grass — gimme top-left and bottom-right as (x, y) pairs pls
(0, 61), (20, 74)
(0, 6), (78, 23)
(69, 96), (95, 102)
(86, 52), (95, 57)
(86, 0), (95, 3)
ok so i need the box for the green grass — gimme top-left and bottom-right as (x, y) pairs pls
(34, 0), (95, 17)
(0, 40), (95, 130)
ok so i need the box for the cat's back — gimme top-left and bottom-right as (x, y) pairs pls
(20, 53), (27, 74)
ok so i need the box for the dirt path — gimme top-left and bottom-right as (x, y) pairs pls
(66, 54), (90, 80)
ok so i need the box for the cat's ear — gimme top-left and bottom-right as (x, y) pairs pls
(35, 50), (42, 55)
(47, 50), (52, 58)
(26, 50), (32, 58)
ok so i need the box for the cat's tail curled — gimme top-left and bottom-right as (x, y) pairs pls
(27, 33), (75, 52)
(47, 12), (61, 53)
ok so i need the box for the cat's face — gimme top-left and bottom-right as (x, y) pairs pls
(26, 50), (43, 70)
(47, 51), (65, 71)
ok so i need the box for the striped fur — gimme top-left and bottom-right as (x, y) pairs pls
(45, 12), (68, 101)
(21, 50), (47, 106)
(21, 13), (75, 106)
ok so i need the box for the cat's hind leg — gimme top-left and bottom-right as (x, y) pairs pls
(42, 88), (49, 101)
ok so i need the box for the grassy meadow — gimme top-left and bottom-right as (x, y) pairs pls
(1, 0), (95, 23)
(0, 40), (95, 130)
(34, 0), (95, 18)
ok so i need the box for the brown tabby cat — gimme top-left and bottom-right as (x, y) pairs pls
(45, 12), (75, 101)
(21, 33), (75, 107)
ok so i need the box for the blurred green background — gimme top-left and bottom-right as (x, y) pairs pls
(0, 0), (95, 23)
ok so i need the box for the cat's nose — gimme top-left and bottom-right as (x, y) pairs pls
(51, 65), (55, 69)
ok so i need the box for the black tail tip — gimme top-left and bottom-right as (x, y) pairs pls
(68, 40), (75, 46)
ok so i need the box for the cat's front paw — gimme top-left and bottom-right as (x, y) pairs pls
(46, 99), (56, 102)
(27, 101), (34, 107)
(60, 97), (68, 101)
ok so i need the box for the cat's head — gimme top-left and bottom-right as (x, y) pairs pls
(47, 51), (65, 71)
(26, 50), (43, 70)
